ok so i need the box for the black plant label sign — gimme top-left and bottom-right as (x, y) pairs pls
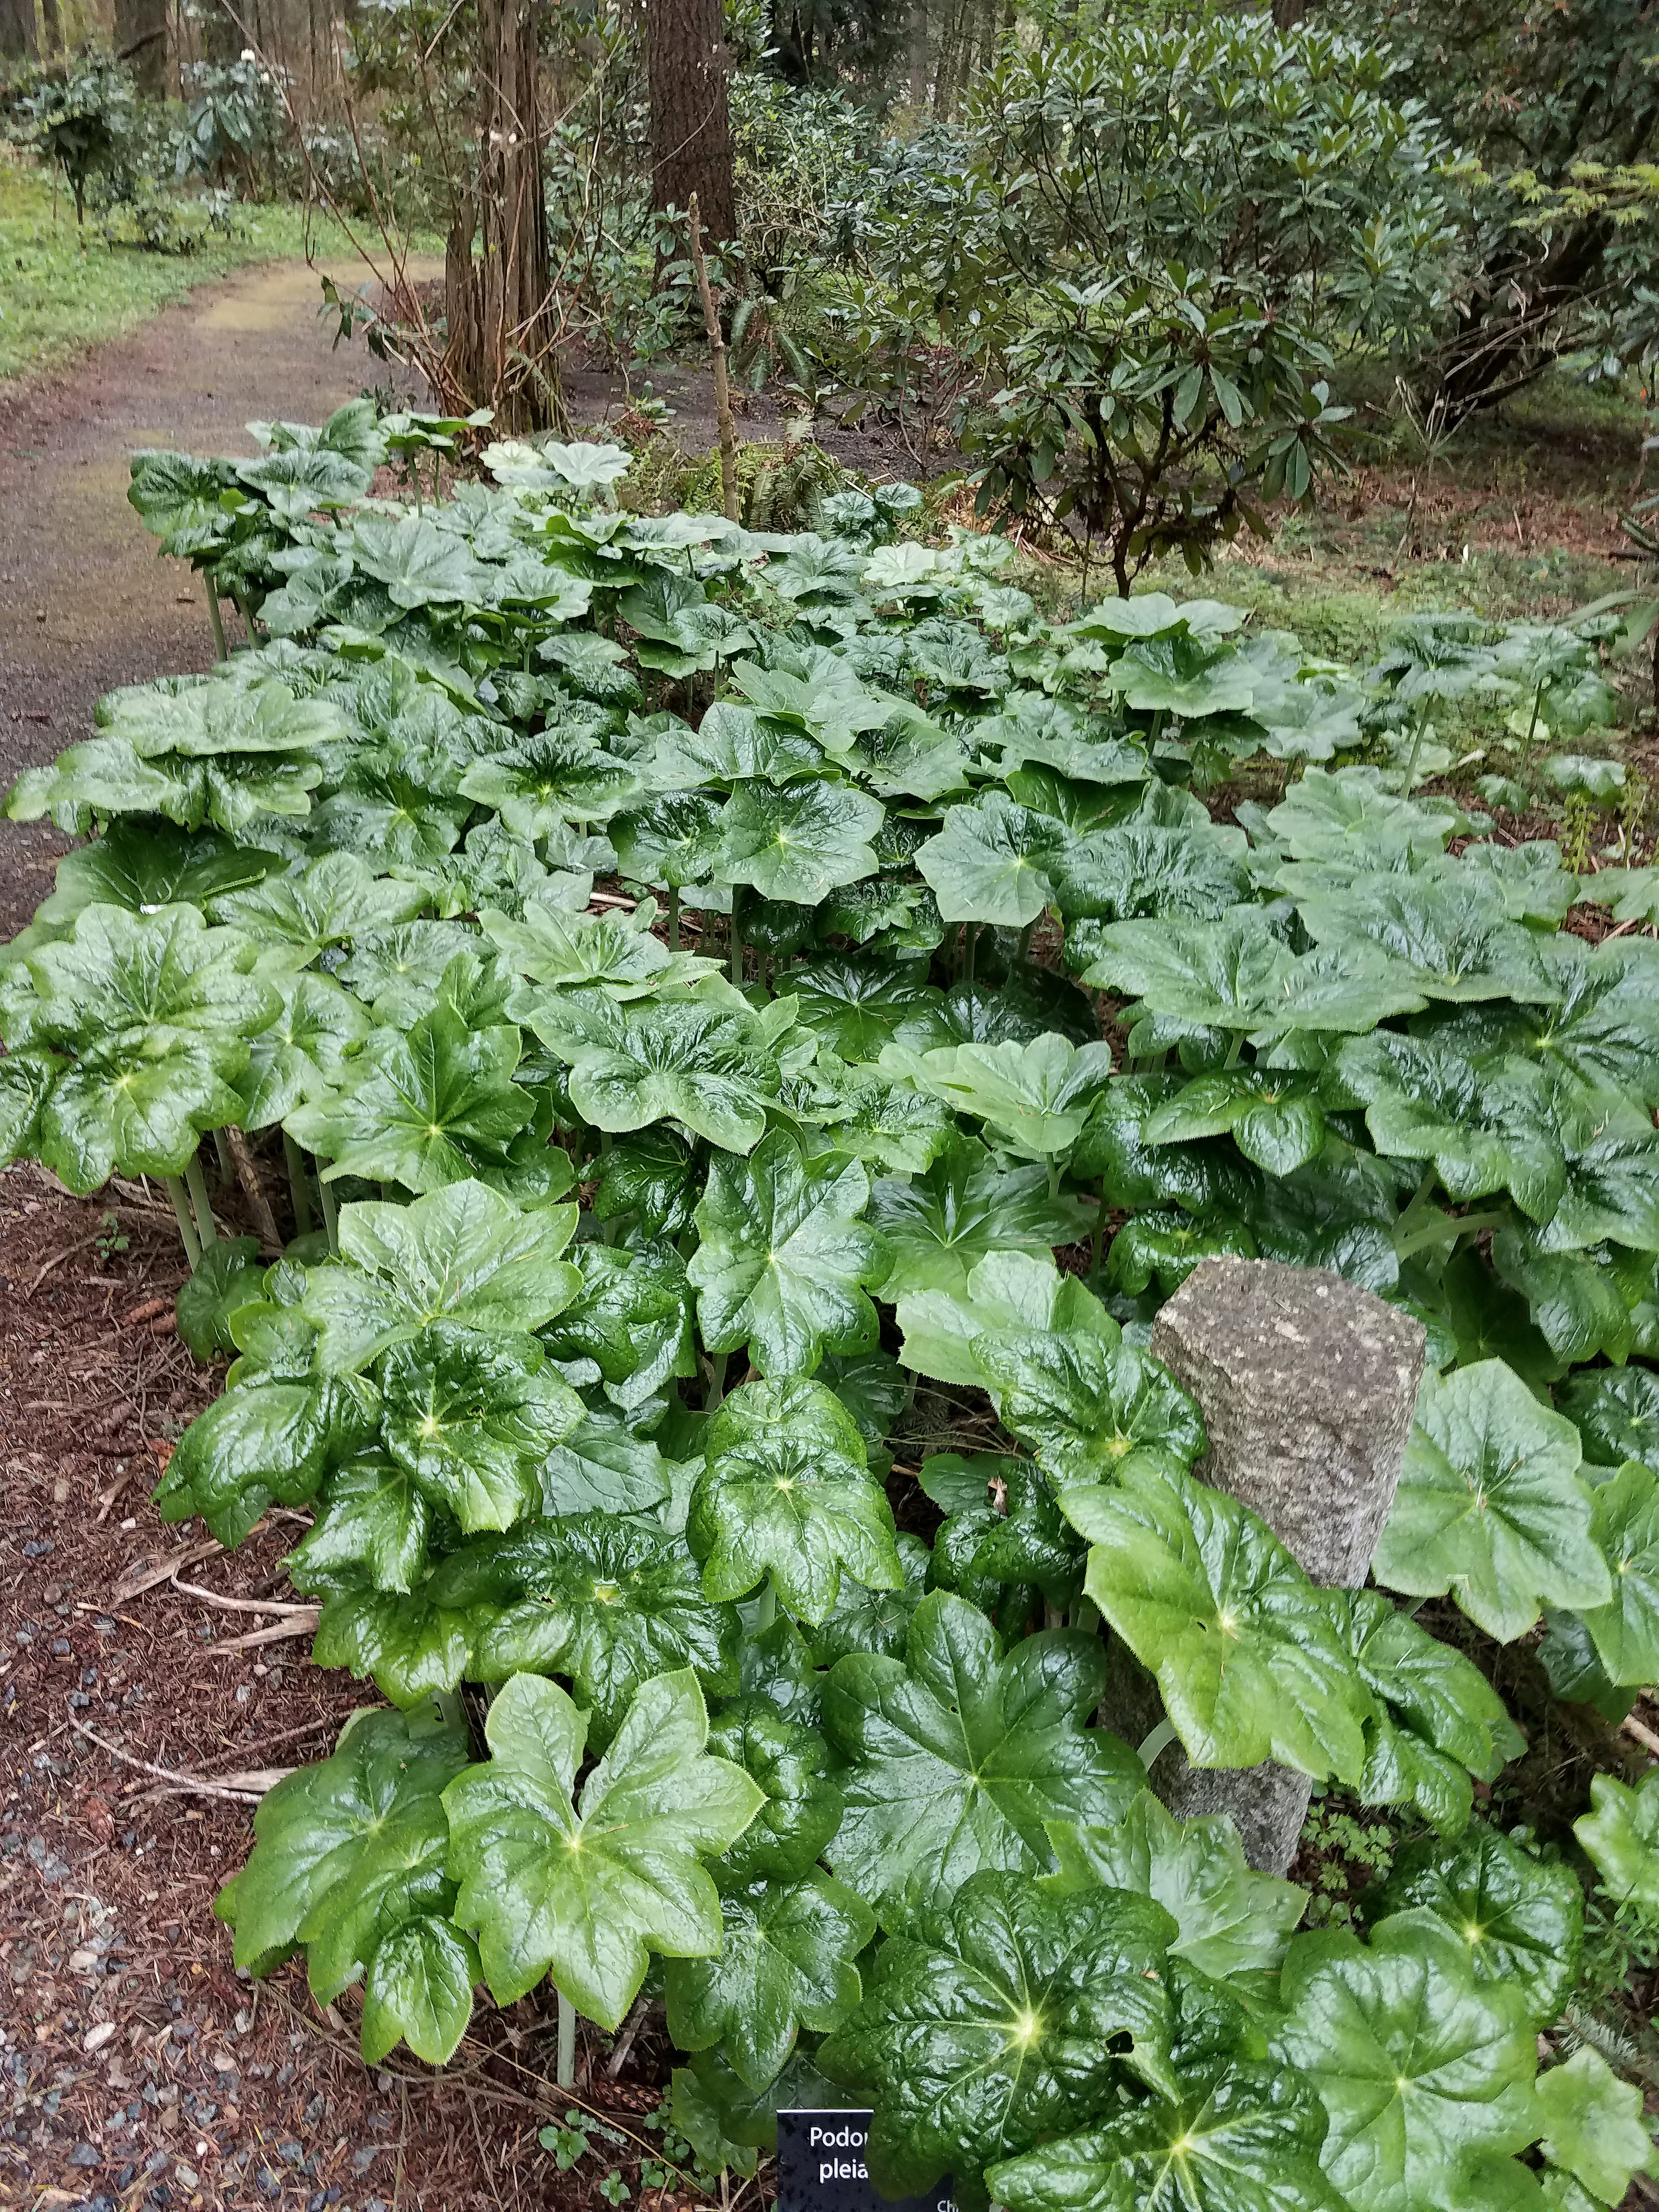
(775, 2111), (954, 2212)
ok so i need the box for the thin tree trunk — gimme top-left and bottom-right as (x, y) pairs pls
(38, 0), (58, 52)
(647, 0), (735, 247)
(445, 0), (566, 431)
(115, 0), (169, 93)
(908, 0), (927, 107)
(0, 0), (37, 58)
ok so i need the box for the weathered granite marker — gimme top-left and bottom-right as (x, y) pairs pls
(1141, 1256), (1427, 1874)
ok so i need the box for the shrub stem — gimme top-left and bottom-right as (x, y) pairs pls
(184, 1154), (218, 1248)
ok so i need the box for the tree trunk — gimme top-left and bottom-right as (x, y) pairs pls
(647, 0), (735, 247)
(444, 0), (565, 431)
(1271, 0), (1312, 22)
(0, 0), (36, 58)
(908, 0), (927, 108)
(115, 0), (169, 93)
(38, 0), (58, 52)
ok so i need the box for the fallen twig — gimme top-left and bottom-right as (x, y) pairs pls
(111, 1532), (235, 1604)
(64, 1712), (277, 1803)
(1621, 1710), (1659, 1759)
(208, 1612), (320, 1655)
(171, 1578), (317, 1619)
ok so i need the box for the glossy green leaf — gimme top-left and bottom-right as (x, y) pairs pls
(1372, 1360), (1609, 1643)
(687, 1132), (891, 1378)
(818, 1869), (1177, 2203)
(689, 1375), (901, 1623)
(820, 1589), (1142, 1930)
(1066, 1462), (1372, 1783)
(1046, 1789), (1306, 1984)
(666, 1870), (876, 2090)
(868, 1139), (1092, 1300)
(442, 1668), (765, 2024)
(378, 1323), (584, 1534)
(1271, 1910), (1542, 2212)
(1575, 1770), (1659, 1905)
(1372, 1824), (1582, 2026)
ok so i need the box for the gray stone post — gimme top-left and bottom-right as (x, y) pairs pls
(1141, 1256), (1427, 1874)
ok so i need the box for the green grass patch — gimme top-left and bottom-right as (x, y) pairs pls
(0, 155), (378, 382)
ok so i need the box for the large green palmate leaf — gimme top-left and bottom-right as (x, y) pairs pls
(1431, 938), (1659, 1111)
(483, 901), (716, 999)
(1270, 1911), (1541, 2212)
(885, 1032), (1114, 1164)
(977, 1309), (1208, 1489)
(459, 730), (639, 835)
(98, 673), (348, 760)
(310, 1580), (480, 1708)
(360, 1916), (482, 2068)
(1334, 1033), (1565, 1222)
(1295, 871), (1557, 1005)
(705, 1700), (846, 1883)
(23, 819), (282, 946)
(1046, 1789), (1307, 1984)
(896, 1248), (1096, 1390)
(1559, 1367), (1659, 1468)
(1, 897), (274, 1057)
(237, 972), (374, 1132)
(1326, 1589), (1524, 1836)
(818, 1870), (1178, 2207)
(687, 1132), (891, 1378)
(1372, 1360), (1609, 1643)
(1051, 821), (1250, 926)
(442, 1668), (764, 2026)
(785, 954), (942, 1062)
(988, 2057), (1345, 2212)
(1143, 1065), (1327, 1179)
(1571, 1458), (1659, 1686)
(216, 1708), (474, 2061)
(547, 996), (782, 1155)
(914, 793), (1071, 926)
(287, 1002), (538, 1195)
(209, 851), (432, 968)
(665, 1870), (876, 2091)
(1080, 913), (1427, 1036)
(536, 1237), (696, 1410)
(820, 1589), (1143, 1931)
(350, 514), (492, 607)
(1065, 1462), (1372, 1783)
(1534, 2047), (1654, 2208)
(463, 1515), (741, 1744)
(1532, 1068), (1659, 1255)
(378, 1323), (584, 1534)
(1372, 1824), (1583, 2027)
(868, 1139), (1092, 1300)
(688, 1376), (902, 1625)
(715, 778), (885, 905)
(1575, 1769), (1659, 1905)
(158, 1366), (380, 1548)
(301, 1181), (581, 1372)
(285, 1452), (434, 1596)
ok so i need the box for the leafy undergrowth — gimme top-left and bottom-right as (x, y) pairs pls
(3, 404), (1659, 2209)
(0, 155), (365, 384)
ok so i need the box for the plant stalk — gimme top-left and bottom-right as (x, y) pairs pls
(317, 1169), (339, 1256)
(283, 1131), (315, 1238)
(163, 1175), (202, 1272)
(203, 574), (228, 663)
(557, 1989), (577, 2092)
(755, 1578), (777, 1632)
(184, 1153), (218, 1249)
(729, 885), (745, 988)
(706, 1350), (729, 1410)
(667, 884), (680, 952)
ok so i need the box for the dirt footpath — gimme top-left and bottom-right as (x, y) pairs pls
(0, 257), (433, 940)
